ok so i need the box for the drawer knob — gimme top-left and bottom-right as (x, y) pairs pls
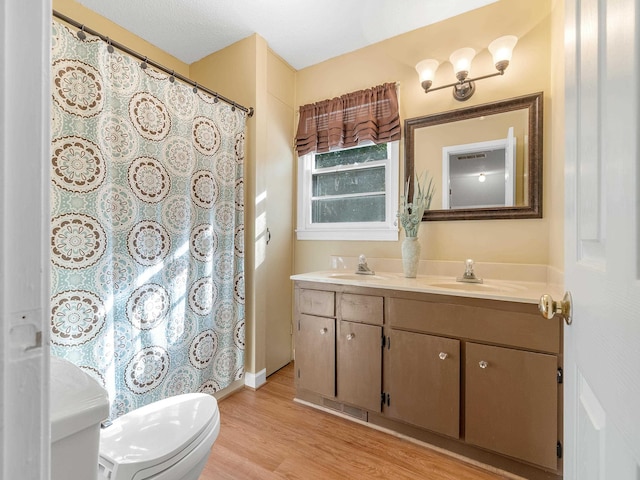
(347, 333), (355, 341)
(320, 328), (328, 335)
(479, 360), (489, 369)
(438, 352), (448, 360)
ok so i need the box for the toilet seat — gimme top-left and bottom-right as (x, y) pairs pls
(98, 393), (220, 480)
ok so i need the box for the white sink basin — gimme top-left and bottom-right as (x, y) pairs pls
(326, 272), (394, 281)
(291, 270), (545, 303)
(427, 281), (526, 293)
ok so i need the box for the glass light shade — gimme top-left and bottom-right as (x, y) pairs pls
(488, 35), (518, 66)
(415, 59), (440, 83)
(449, 47), (476, 77)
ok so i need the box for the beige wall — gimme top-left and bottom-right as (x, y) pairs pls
(548, 0), (565, 273)
(294, 0), (556, 274)
(53, 0), (189, 76)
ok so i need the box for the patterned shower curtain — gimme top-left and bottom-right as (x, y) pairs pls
(50, 20), (245, 418)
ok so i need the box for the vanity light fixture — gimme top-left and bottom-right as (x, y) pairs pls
(415, 35), (518, 101)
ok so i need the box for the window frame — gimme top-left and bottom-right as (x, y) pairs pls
(296, 141), (399, 241)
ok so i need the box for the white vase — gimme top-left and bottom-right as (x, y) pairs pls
(401, 236), (421, 278)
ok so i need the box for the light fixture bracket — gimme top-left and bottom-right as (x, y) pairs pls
(421, 70), (504, 100)
(453, 81), (475, 101)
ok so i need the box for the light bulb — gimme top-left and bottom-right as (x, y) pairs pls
(488, 35), (518, 72)
(415, 59), (440, 91)
(449, 47), (476, 81)
(478, 173), (486, 183)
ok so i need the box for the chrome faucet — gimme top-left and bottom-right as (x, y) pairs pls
(456, 258), (483, 284)
(356, 254), (375, 275)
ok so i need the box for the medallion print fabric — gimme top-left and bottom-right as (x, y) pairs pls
(50, 20), (245, 419)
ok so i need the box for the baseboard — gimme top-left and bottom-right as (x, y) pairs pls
(244, 368), (267, 390)
(213, 377), (245, 401)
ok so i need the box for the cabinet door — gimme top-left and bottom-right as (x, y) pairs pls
(296, 314), (335, 398)
(465, 342), (558, 469)
(385, 330), (460, 438)
(337, 321), (382, 412)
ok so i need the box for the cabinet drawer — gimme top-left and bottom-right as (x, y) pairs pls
(340, 293), (384, 325)
(298, 289), (335, 317)
(465, 342), (558, 469)
(389, 297), (560, 353)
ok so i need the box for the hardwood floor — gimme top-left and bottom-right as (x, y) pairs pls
(201, 363), (511, 480)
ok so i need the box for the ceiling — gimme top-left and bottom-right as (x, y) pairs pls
(76, 0), (497, 70)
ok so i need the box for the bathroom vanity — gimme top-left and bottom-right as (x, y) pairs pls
(292, 270), (563, 480)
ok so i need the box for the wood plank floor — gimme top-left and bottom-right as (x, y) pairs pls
(201, 363), (510, 480)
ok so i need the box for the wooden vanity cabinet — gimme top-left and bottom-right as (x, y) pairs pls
(293, 282), (563, 480)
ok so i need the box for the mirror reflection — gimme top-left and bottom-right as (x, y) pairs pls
(443, 127), (517, 209)
(405, 92), (543, 221)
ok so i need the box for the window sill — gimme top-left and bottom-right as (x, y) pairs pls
(296, 228), (399, 241)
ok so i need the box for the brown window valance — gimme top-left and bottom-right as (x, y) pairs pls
(295, 82), (400, 156)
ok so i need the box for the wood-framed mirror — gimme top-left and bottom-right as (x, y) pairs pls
(404, 92), (543, 221)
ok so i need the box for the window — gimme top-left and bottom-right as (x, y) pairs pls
(296, 141), (399, 241)
(294, 82), (401, 240)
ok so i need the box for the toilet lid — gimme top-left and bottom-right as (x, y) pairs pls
(99, 393), (218, 474)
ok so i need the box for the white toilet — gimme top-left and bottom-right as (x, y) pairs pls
(51, 356), (220, 480)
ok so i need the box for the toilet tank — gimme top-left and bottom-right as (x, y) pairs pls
(51, 356), (109, 480)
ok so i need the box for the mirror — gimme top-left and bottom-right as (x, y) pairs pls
(404, 92), (543, 221)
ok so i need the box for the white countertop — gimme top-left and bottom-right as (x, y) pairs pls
(291, 270), (562, 305)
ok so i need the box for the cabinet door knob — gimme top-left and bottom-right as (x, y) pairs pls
(320, 328), (328, 335)
(347, 333), (355, 341)
(479, 360), (488, 369)
(438, 352), (448, 360)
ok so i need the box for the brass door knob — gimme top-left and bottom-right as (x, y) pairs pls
(539, 291), (573, 325)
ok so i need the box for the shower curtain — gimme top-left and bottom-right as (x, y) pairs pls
(50, 20), (245, 418)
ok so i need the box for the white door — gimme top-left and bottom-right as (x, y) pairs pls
(1, 1), (51, 478)
(564, 0), (640, 478)
(505, 126), (515, 207)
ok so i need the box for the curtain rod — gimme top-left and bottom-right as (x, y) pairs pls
(52, 10), (254, 117)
